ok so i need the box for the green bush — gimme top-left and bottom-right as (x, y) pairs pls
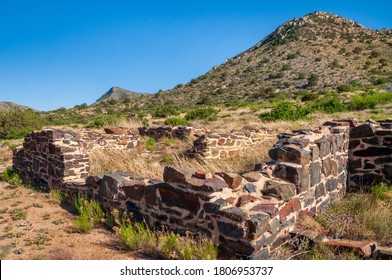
(1, 167), (22, 186)
(349, 91), (392, 110)
(144, 137), (156, 151)
(312, 96), (347, 113)
(85, 114), (122, 128)
(337, 84), (353, 93)
(152, 105), (179, 118)
(164, 117), (188, 126)
(260, 102), (312, 121)
(184, 107), (218, 121)
(0, 109), (42, 139)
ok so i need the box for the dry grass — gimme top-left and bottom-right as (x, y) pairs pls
(172, 144), (272, 174)
(89, 134), (274, 179)
(114, 118), (144, 128)
(316, 188), (392, 243)
(89, 148), (165, 179)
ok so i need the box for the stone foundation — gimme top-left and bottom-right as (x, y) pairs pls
(139, 126), (208, 140)
(13, 128), (140, 186)
(187, 126), (276, 159)
(347, 120), (392, 191)
(11, 120), (392, 259)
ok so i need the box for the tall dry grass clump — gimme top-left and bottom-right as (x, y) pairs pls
(172, 143), (272, 174)
(89, 135), (274, 179)
(89, 148), (165, 179)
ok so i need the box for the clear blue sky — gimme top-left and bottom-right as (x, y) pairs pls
(0, 0), (391, 111)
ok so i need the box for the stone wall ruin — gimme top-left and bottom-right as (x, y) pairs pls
(11, 120), (392, 259)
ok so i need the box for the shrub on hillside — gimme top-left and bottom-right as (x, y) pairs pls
(164, 117), (188, 126)
(349, 91), (392, 110)
(0, 109), (42, 139)
(152, 105), (179, 118)
(312, 96), (347, 113)
(259, 102), (312, 121)
(336, 84), (353, 93)
(85, 114), (122, 128)
(184, 107), (218, 121)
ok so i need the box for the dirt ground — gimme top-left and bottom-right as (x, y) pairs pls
(0, 180), (138, 260)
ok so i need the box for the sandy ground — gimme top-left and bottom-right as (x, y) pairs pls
(0, 180), (137, 260)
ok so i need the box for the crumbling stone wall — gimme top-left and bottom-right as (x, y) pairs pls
(139, 125), (208, 140)
(13, 120), (392, 259)
(34, 122), (350, 259)
(348, 120), (392, 191)
(187, 126), (276, 159)
(13, 128), (140, 187)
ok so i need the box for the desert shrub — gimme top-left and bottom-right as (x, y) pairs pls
(312, 96), (347, 113)
(164, 117), (188, 126)
(1, 167), (22, 186)
(184, 107), (218, 121)
(85, 114), (122, 128)
(300, 92), (318, 102)
(349, 91), (392, 110)
(370, 50), (380, 58)
(0, 109), (42, 139)
(260, 102), (312, 121)
(372, 77), (391, 85)
(336, 84), (353, 93)
(152, 105), (179, 118)
(307, 73), (319, 87)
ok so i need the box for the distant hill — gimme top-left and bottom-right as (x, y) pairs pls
(0, 102), (35, 112)
(95, 87), (147, 103)
(145, 11), (392, 107)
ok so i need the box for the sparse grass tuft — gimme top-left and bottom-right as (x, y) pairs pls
(1, 167), (22, 187)
(25, 233), (51, 246)
(315, 187), (392, 242)
(73, 195), (105, 233)
(9, 208), (27, 220)
(50, 189), (65, 204)
(118, 221), (218, 260)
(0, 247), (11, 259)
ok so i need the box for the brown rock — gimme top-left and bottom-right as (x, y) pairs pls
(120, 180), (146, 200)
(117, 139), (128, 145)
(324, 239), (377, 257)
(262, 180), (296, 202)
(104, 127), (126, 135)
(237, 195), (259, 207)
(252, 203), (279, 217)
(279, 198), (301, 219)
(217, 172), (242, 190)
(158, 184), (200, 214)
(194, 170), (211, 179)
(242, 172), (262, 182)
(163, 165), (193, 184)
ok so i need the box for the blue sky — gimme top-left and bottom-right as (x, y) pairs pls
(0, 0), (391, 111)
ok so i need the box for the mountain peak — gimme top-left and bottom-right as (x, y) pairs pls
(96, 87), (148, 103)
(150, 11), (391, 107)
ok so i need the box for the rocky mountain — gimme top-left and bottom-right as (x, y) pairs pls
(146, 11), (392, 107)
(96, 86), (147, 103)
(0, 102), (34, 112)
